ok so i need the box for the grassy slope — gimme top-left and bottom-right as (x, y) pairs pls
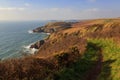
(46, 18), (120, 80)
(53, 38), (120, 80)
(53, 42), (101, 80)
(88, 39), (120, 80)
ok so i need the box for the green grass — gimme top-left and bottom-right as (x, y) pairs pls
(88, 38), (120, 80)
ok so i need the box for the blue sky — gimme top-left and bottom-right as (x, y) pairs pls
(0, 0), (120, 21)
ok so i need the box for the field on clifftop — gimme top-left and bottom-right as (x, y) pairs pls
(0, 18), (120, 80)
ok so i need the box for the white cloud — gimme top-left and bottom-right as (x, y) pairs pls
(24, 3), (30, 7)
(75, 8), (100, 19)
(24, 8), (100, 20)
(0, 7), (119, 21)
(50, 8), (59, 11)
(84, 8), (99, 12)
(0, 7), (101, 20)
(0, 7), (25, 11)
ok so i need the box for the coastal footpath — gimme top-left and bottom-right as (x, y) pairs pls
(0, 18), (120, 80)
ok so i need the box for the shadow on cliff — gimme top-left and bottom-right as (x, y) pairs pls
(0, 42), (116, 80)
(54, 42), (117, 80)
(98, 59), (116, 80)
(84, 42), (116, 80)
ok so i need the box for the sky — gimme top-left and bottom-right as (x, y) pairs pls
(0, 0), (120, 21)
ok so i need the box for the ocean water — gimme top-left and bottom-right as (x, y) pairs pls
(0, 21), (48, 60)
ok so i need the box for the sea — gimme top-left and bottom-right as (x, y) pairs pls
(0, 21), (49, 60)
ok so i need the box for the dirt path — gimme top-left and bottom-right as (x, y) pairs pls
(85, 48), (103, 80)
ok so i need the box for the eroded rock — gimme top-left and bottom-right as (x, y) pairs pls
(30, 40), (45, 49)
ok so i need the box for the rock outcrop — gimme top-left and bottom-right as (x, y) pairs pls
(33, 22), (74, 33)
(30, 40), (45, 49)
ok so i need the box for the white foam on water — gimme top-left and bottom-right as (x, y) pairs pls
(46, 33), (50, 35)
(28, 30), (34, 34)
(23, 43), (38, 54)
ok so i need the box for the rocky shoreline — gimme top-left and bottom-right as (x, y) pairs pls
(30, 40), (45, 49)
(30, 22), (75, 50)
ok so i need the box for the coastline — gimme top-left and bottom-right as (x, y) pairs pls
(25, 32), (50, 54)
(0, 19), (120, 80)
(27, 22), (73, 54)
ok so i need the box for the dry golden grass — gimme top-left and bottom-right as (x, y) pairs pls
(36, 35), (87, 58)
(48, 18), (120, 40)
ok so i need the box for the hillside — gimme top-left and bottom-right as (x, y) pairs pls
(0, 18), (120, 80)
(35, 18), (120, 80)
(49, 19), (120, 40)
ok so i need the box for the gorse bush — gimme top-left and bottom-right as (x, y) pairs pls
(54, 47), (80, 68)
(53, 42), (100, 80)
(0, 43), (100, 80)
(0, 57), (55, 80)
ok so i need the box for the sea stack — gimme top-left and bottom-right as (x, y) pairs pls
(30, 40), (45, 49)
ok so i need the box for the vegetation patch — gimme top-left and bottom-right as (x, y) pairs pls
(52, 42), (100, 80)
(88, 38), (120, 80)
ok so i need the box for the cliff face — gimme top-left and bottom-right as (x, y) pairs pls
(47, 19), (120, 40)
(36, 35), (87, 58)
(34, 18), (120, 57)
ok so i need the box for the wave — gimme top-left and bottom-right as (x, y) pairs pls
(28, 30), (34, 34)
(23, 43), (38, 54)
(46, 33), (50, 35)
(28, 30), (51, 36)
(41, 32), (50, 35)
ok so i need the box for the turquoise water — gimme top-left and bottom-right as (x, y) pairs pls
(0, 21), (48, 60)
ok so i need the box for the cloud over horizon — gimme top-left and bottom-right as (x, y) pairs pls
(0, 0), (119, 21)
(0, 7), (25, 11)
(24, 3), (30, 7)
